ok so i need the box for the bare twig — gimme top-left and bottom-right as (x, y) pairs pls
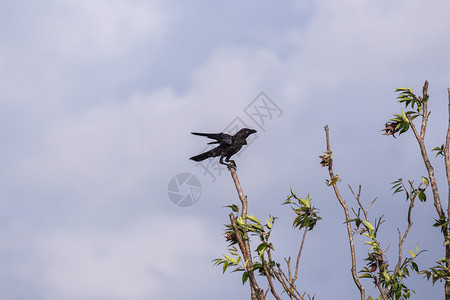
(293, 227), (308, 283)
(268, 256), (295, 299)
(395, 182), (416, 273)
(267, 250), (303, 300)
(260, 254), (282, 300)
(323, 125), (365, 300)
(277, 263), (302, 300)
(349, 185), (377, 221)
(284, 257), (292, 283)
(374, 215), (385, 234)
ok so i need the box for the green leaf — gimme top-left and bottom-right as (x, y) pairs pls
(411, 262), (419, 272)
(382, 269), (390, 281)
(401, 110), (409, 123)
(422, 176), (430, 187)
(409, 248), (416, 258)
(305, 194), (311, 208)
(256, 243), (268, 253)
(244, 259), (249, 269)
(223, 261), (229, 273)
(224, 204), (239, 213)
(418, 190), (426, 202)
(266, 219), (272, 229)
(362, 220), (374, 232)
(246, 214), (261, 224)
(242, 271), (249, 285)
(433, 145), (445, 157)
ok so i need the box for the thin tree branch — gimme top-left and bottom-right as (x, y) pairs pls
(229, 213), (262, 300)
(293, 227), (308, 283)
(260, 254), (282, 300)
(445, 88), (450, 300)
(284, 257), (292, 282)
(394, 184), (415, 275)
(323, 125), (365, 300)
(349, 185), (377, 221)
(406, 81), (450, 299)
(267, 250), (303, 300)
(375, 278), (388, 300)
(228, 168), (264, 300)
(406, 81), (445, 220)
(445, 88), (450, 218)
(276, 263), (302, 300)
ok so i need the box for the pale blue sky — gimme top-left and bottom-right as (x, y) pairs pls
(1, 0), (450, 299)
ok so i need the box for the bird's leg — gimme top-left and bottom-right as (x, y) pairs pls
(219, 155), (230, 168)
(225, 157), (237, 170)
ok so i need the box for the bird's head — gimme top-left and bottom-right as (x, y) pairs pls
(236, 128), (257, 138)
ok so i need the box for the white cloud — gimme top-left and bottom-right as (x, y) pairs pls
(47, 0), (167, 60)
(32, 217), (210, 300)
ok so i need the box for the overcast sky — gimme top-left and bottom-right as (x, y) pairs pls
(1, 0), (450, 299)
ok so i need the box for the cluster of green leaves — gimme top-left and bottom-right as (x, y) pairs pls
(213, 205), (277, 284)
(383, 86), (428, 137)
(433, 216), (450, 234)
(415, 218), (450, 286)
(432, 144), (445, 157)
(214, 190), (321, 290)
(419, 258), (450, 286)
(391, 177), (429, 202)
(356, 218), (422, 300)
(347, 177), (430, 299)
(283, 189), (321, 231)
(396, 86), (428, 113)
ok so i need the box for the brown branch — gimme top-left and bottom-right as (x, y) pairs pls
(293, 227), (308, 283)
(420, 80), (429, 140)
(349, 185), (377, 221)
(375, 278), (389, 300)
(276, 263), (302, 300)
(229, 213), (261, 299)
(446, 88), (450, 300)
(406, 81), (445, 220)
(446, 88), (450, 218)
(228, 168), (264, 300)
(284, 257), (292, 282)
(323, 126), (365, 300)
(267, 250), (303, 300)
(406, 81), (450, 299)
(260, 254), (282, 300)
(394, 183), (415, 275)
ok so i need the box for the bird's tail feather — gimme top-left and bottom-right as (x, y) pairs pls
(191, 132), (211, 137)
(190, 148), (217, 161)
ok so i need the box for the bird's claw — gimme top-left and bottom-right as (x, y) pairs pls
(227, 161), (237, 170)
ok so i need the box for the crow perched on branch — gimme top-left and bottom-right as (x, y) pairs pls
(190, 128), (257, 169)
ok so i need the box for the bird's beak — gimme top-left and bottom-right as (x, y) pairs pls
(250, 129), (257, 134)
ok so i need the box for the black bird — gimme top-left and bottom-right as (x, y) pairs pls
(190, 128), (257, 169)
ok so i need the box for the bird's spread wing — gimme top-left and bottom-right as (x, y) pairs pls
(191, 132), (233, 145)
